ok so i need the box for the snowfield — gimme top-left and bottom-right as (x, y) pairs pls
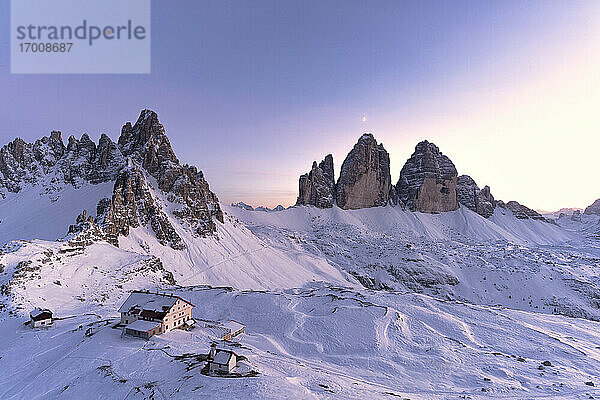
(0, 182), (114, 245)
(1, 199), (600, 398)
(226, 205), (600, 321)
(1, 284), (599, 399)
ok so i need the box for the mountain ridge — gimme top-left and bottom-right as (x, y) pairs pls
(295, 135), (550, 223)
(0, 110), (223, 246)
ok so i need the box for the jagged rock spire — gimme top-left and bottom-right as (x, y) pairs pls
(296, 154), (336, 208)
(0, 109), (224, 246)
(117, 110), (223, 236)
(397, 140), (458, 213)
(336, 133), (391, 209)
(584, 198), (600, 215)
(456, 175), (496, 218)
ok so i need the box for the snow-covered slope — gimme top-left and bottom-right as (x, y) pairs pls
(225, 204), (600, 321)
(118, 212), (351, 290)
(0, 215), (352, 317)
(1, 284), (599, 399)
(0, 239), (172, 315)
(0, 182), (113, 245)
(2, 111), (600, 399)
(227, 203), (573, 245)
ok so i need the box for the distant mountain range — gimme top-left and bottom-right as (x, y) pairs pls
(294, 133), (563, 224)
(537, 207), (584, 219)
(230, 202), (286, 212)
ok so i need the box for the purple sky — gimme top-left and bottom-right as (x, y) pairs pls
(1, 1), (599, 209)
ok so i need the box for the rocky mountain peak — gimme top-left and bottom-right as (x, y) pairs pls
(46, 131), (66, 157)
(358, 132), (376, 143)
(0, 129), (124, 196)
(115, 110), (223, 236)
(498, 200), (548, 222)
(95, 164), (186, 249)
(1, 138), (28, 169)
(296, 154), (336, 208)
(456, 175), (496, 218)
(584, 198), (600, 216)
(397, 140), (458, 213)
(1, 109), (223, 244)
(336, 134), (391, 209)
(118, 109), (178, 166)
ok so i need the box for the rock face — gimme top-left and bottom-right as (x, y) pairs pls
(584, 198), (600, 215)
(498, 200), (547, 221)
(292, 136), (554, 225)
(456, 175), (496, 218)
(231, 202), (254, 211)
(571, 210), (582, 222)
(0, 109), (223, 246)
(397, 141), (458, 213)
(96, 166), (185, 249)
(336, 134), (391, 209)
(118, 110), (223, 235)
(296, 154), (336, 208)
(0, 131), (124, 197)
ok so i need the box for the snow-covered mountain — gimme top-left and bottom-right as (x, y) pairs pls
(1, 111), (600, 399)
(226, 203), (600, 322)
(0, 110), (222, 245)
(231, 202), (287, 212)
(538, 207), (584, 219)
(0, 110), (349, 294)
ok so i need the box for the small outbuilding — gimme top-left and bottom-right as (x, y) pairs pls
(123, 319), (162, 340)
(221, 320), (245, 340)
(30, 308), (53, 328)
(207, 344), (238, 374)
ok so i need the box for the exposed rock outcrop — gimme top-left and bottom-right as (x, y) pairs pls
(118, 110), (223, 236)
(397, 141), (458, 213)
(336, 134), (391, 209)
(231, 202), (254, 211)
(96, 165), (185, 249)
(571, 210), (582, 221)
(1, 109), (223, 246)
(497, 200), (547, 221)
(388, 185), (399, 207)
(296, 154), (336, 208)
(67, 209), (108, 247)
(0, 130), (124, 197)
(60, 133), (125, 185)
(456, 175), (496, 218)
(584, 198), (600, 216)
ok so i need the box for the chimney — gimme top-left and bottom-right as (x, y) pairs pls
(209, 343), (217, 360)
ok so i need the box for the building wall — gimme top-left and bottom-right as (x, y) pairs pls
(222, 327), (244, 340)
(209, 362), (228, 374)
(228, 354), (237, 372)
(124, 328), (152, 340)
(121, 312), (135, 325)
(233, 327), (244, 337)
(163, 299), (193, 332)
(208, 355), (237, 374)
(120, 296), (193, 334)
(32, 318), (52, 328)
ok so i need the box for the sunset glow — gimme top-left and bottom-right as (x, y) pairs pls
(1, 1), (598, 210)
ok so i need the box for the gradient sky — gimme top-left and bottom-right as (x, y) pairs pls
(1, 1), (599, 210)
